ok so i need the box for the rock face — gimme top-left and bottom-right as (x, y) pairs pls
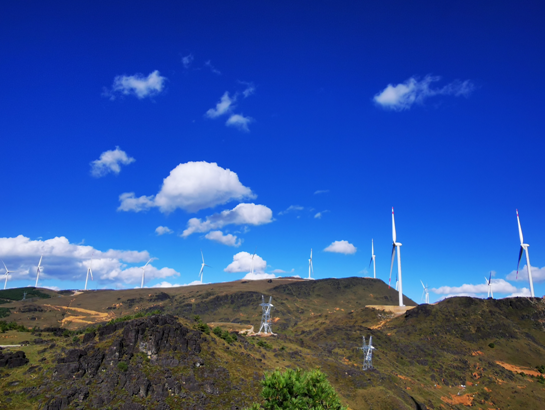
(0, 350), (29, 368)
(40, 314), (258, 410)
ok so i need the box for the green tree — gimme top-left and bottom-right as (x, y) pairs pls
(247, 368), (347, 410)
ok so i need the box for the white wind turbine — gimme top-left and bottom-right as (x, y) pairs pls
(389, 208), (404, 307)
(516, 209), (535, 298)
(198, 251), (209, 283)
(2, 261), (13, 290)
(420, 280), (429, 304)
(368, 239), (376, 278)
(140, 259), (152, 288)
(484, 272), (493, 298)
(84, 260), (94, 291)
(308, 249), (313, 279)
(35, 255), (43, 287)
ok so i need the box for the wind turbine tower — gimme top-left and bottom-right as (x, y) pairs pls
(84, 260), (94, 291)
(308, 249), (313, 279)
(485, 273), (493, 299)
(141, 259), (152, 288)
(258, 295), (274, 334)
(35, 255), (43, 288)
(368, 239), (376, 278)
(516, 210), (535, 298)
(389, 208), (404, 307)
(2, 261), (13, 290)
(198, 251), (209, 284)
(420, 280), (429, 304)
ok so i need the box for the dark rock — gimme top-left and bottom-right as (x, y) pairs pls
(0, 351), (29, 368)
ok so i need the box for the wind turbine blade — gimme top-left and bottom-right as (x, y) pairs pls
(389, 245), (395, 288)
(38, 255), (43, 267)
(392, 208), (397, 243)
(90, 268), (93, 281)
(368, 257), (373, 269)
(516, 209), (524, 245)
(199, 266), (204, 278)
(201, 250), (204, 263)
(310, 248), (312, 259)
(516, 246), (524, 279)
(2, 261), (7, 272)
(421, 280), (425, 289)
(489, 272), (492, 282)
(371, 239), (374, 255)
(421, 289), (425, 301)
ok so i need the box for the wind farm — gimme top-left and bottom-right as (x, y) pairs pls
(1, 1), (544, 409)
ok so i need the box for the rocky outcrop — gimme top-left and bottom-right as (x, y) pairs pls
(0, 350), (29, 368)
(40, 314), (257, 410)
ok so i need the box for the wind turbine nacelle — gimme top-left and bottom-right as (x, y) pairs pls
(522, 243), (530, 248)
(394, 242), (402, 246)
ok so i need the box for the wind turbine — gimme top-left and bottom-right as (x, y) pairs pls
(35, 255), (43, 287)
(516, 210), (535, 298)
(84, 260), (94, 291)
(2, 261), (13, 290)
(140, 259), (152, 288)
(368, 239), (376, 278)
(389, 208), (404, 307)
(308, 249), (313, 279)
(198, 251), (209, 283)
(484, 272), (493, 299)
(420, 280), (429, 304)
(250, 248), (257, 275)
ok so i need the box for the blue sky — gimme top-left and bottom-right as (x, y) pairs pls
(1, 1), (544, 302)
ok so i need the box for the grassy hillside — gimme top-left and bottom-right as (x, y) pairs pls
(1, 278), (544, 409)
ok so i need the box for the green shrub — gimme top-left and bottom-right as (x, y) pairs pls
(537, 375), (545, 385)
(193, 316), (210, 335)
(117, 361), (128, 372)
(72, 336), (79, 343)
(246, 368), (347, 410)
(536, 365), (545, 374)
(0, 320), (30, 333)
(62, 329), (71, 338)
(257, 340), (272, 350)
(0, 307), (11, 319)
(213, 326), (223, 337)
(488, 342), (495, 348)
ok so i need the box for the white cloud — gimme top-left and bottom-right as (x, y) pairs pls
(506, 288), (532, 298)
(506, 265), (545, 283)
(373, 75), (475, 111)
(239, 81), (256, 98)
(118, 161), (255, 214)
(90, 147), (135, 178)
(182, 203), (272, 237)
(182, 54), (194, 68)
(314, 190), (329, 195)
(205, 60), (221, 75)
(314, 210), (329, 219)
(226, 114), (253, 132)
(224, 251), (267, 273)
(243, 272), (275, 280)
(432, 279), (519, 296)
(117, 193), (155, 212)
(278, 205), (304, 215)
(155, 226), (173, 236)
(271, 268), (294, 274)
(152, 280), (205, 288)
(206, 92), (235, 118)
(204, 231), (242, 247)
(0, 235), (179, 286)
(324, 240), (357, 255)
(105, 70), (166, 100)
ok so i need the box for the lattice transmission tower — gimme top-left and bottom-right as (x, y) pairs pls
(359, 335), (375, 370)
(258, 295), (274, 334)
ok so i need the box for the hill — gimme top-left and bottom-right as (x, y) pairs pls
(1, 278), (544, 409)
